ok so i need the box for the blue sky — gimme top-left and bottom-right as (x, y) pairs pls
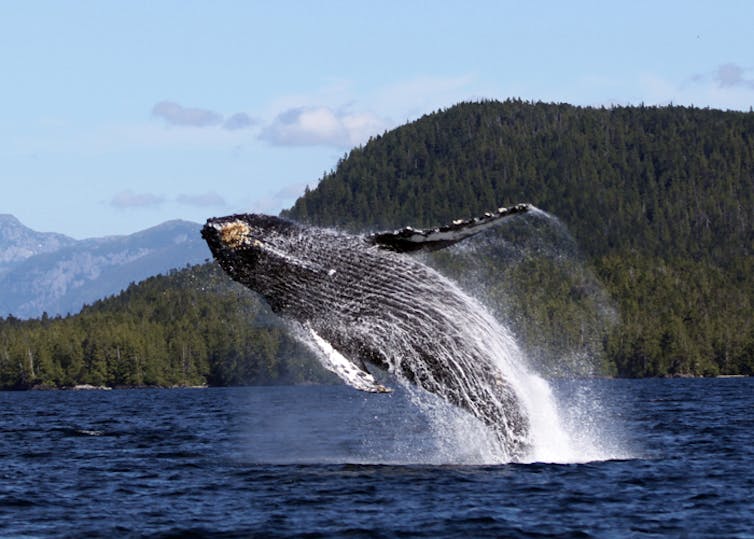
(2, 1), (753, 239)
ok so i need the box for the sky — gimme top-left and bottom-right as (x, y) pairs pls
(2, 0), (754, 239)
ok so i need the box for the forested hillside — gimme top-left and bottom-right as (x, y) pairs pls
(285, 100), (754, 377)
(3, 99), (753, 387)
(0, 264), (331, 389)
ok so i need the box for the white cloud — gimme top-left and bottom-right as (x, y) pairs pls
(259, 106), (388, 147)
(110, 190), (164, 209)
(143, 74), (479, 151)
(152, 101), (223, 127)
(176, 191), (227, 208)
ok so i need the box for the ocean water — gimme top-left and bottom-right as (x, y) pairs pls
(1, 378), (753, 538)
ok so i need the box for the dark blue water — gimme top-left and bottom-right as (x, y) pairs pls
(2, 378), (753, 538)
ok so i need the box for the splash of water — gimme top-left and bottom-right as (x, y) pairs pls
(392, 275), (624, 465)
(429, 205), (618, 377)
(387, 206), (627, 464)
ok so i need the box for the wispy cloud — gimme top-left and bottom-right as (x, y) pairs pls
(110, 190), (164, 209)
(259, 106), (387, 147)
(151, 101), (258, 131)
(152, 101), (223, 127)
(274, 182), (309, 200)
(636, 64), (754, 111)
(176, 191), (227, 208)
(372, 74), (480, 120)
(714, 63), (754, 89)
(236, 182), (311, 216)
(223, 112), (257, 131)
(687, 63), (754, 94)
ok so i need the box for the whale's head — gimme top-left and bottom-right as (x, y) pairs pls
(201, 214), (298, 279)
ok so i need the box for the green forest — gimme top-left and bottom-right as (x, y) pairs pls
(0, 264), (332, 389)
(2, 99), (753, 388)
(284, 100), (754, 377)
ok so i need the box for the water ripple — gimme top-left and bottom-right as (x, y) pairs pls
(0, 380), (753, 537)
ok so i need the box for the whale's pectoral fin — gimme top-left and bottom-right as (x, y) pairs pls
(366, 203), (531, 253)
(307, 328), (391, 393)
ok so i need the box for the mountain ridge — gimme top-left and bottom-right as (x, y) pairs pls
(0, 216), (210, 318)
(0, 214), (77, 270)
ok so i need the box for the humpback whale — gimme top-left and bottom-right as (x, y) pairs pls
(201, 203), (532, 457)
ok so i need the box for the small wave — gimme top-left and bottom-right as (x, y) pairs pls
(72, 428), (106, 437)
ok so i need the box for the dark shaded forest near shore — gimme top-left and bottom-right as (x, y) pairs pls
(2, 100), (753, 388)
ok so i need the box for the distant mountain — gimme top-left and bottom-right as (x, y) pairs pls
(0, 218), (210, 318)
(0, 214), (77, 272)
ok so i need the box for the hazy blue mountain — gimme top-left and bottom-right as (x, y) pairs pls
(0, 218), (210, 318)
(0, 214), (77, 273)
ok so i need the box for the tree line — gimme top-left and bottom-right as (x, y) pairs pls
(0, 264), (333, 389)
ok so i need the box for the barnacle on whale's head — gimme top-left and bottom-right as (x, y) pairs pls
(219, 220), (252, 249)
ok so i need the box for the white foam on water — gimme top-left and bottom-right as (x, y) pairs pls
(400, 278), (628, 465)
(413, 206), (629, 464)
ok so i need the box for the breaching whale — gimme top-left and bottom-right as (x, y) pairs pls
(201, 203), (532, 457)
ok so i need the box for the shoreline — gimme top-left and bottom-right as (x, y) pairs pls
(7, 383), (211, 391)
(1, 374), (750, 392)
